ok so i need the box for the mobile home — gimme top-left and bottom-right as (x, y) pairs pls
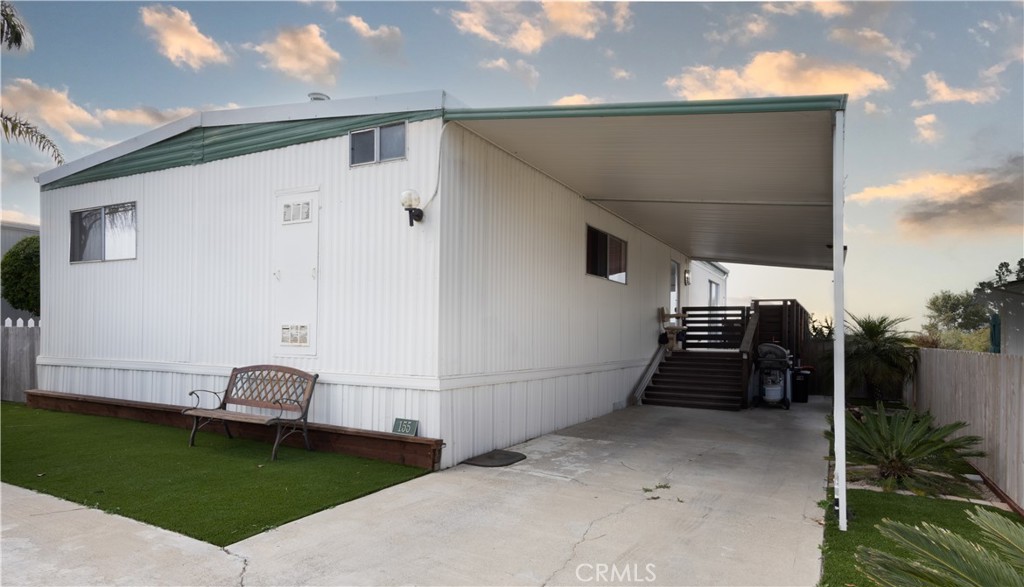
(36, 90), (847, 468)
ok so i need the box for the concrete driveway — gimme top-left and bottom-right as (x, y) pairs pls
(3, 398), (831, 586)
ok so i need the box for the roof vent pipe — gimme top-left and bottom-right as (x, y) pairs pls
(308, 92), (330, 102)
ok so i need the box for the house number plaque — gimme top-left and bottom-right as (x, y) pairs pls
(392, 418), (419, 436)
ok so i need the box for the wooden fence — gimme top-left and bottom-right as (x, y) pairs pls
(910, 348), (1023, 510)
(2, 318), (40, 403)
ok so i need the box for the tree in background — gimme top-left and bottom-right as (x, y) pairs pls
(975, 257), (1024, 296)
(914, 290), (990, 352)
(844, 313), (918, 401)
(1, 236), (40, 316)
(914, 258), (1024, 353)
(809, 314), (835, 341)
(925, 290), (989, 331)
(1, 1), (64, 164)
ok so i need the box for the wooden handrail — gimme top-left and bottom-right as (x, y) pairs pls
(740, 311), (760, 357)
(738, 312), (759, 409)
(629, 345), (666, 406)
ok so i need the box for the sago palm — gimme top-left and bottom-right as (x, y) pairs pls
(845, 313), (917, 401)
(856, 507), (1024, 587)
(827, 403), (984, 495)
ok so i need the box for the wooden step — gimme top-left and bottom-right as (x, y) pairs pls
(642, 395), (742, 411)
(643, 350), (746, 411)
(645, 384), (740, 397)
(658, 366), (741, 379)
(649, 376), (739, 389)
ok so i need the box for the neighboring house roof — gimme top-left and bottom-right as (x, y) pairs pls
(988, 279), (1024, 298)
(694, 261), (730, 277)
(37, 90), (847, 272)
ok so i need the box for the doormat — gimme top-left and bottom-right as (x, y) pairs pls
(463, 449), (527, 467)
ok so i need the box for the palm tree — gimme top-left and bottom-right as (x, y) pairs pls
(1, 110), (64, 165)
(1, 0), (28, 49)
(1, 0), (64, 165)
(845, 313), (917, 401)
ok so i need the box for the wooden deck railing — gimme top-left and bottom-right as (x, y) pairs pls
(751, 299), (810, 361)
(678, 306), (750, 349)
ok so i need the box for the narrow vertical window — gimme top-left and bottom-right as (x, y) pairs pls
(586, 225), (627, 284)
(379, 123), (406, 161)
(669, 260), (680, 314)
(350, 129), (376, 165)
(70, 208), (103, 262)
(709, 281), (720, 306)
(104, 202), (137, 261)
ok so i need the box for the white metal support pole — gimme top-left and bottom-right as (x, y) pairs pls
(832, 109), (848, 531)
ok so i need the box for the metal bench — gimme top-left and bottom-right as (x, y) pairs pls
(182, 365), (319, 460)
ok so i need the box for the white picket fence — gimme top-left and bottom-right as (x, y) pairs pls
(911, 348), (1024, 510)
(2, 318), (40, 403)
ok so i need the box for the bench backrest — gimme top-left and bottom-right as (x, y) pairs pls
(223, 365), (318, 414)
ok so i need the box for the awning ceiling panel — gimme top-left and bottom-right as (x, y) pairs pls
(450, 100), (842, 270)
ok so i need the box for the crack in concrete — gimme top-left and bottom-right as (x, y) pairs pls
(222, 547), (249, 587)
(541, 500), (641, 587)
(29, 507), (90, 516)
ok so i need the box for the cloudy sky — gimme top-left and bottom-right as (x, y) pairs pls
(2, 1), (1022, 328)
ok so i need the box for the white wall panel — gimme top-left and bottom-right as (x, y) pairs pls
(438, 124), (672, 378)
(437, 365), (644, 467)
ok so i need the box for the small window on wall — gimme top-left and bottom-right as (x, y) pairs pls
(586, 225), (627, 284)
(350, 122), (406, 166)
(70, 202), (137, 263)
(709, 280), (720, 306)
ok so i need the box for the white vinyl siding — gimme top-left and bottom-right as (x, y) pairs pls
(686, 260), (728, 307)
(40, 118), (442, 376)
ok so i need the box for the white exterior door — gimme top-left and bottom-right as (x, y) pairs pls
(272, 187), (320, 356)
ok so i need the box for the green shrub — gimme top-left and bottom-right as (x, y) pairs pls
(1, 235), (40, 316)
(827, 403), (984, 495)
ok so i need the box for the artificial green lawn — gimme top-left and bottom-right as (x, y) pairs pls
(1, 402), (426, 546)
(818, 488), (1018, 587)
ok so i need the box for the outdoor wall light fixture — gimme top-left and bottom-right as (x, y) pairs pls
(401, 189), (424, 227)
(684, 269), (692, 285)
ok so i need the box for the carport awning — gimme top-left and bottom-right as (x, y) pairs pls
(446, 95), (846, 271)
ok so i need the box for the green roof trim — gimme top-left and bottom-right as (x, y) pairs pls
(42, 94), (847, 192)
(444, 94), (847, 122)
(42, 109), (442, 191)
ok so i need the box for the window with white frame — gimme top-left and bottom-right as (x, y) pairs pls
(708, 280), (720, 306)
(70, 202), (137, 263)
(586, 225), (627, 284)
(350, 122), (406, 166)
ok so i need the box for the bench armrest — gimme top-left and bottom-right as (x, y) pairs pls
(271, 398), (305, 421)
(185, 389), (224, 411)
